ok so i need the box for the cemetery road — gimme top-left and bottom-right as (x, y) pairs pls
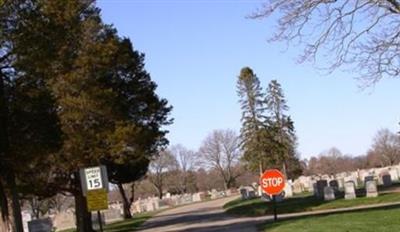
(138, 195), (258, 232)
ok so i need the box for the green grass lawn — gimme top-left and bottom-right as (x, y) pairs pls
(260, 206), (400, 232)
(58, 212), (152, 232)
(224, 192), (400, 217)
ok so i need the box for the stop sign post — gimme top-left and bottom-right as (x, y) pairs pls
(260, 169), (286, 222)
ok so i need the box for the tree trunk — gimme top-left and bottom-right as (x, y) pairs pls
(0, 214), (9, 232)
(117, 183), (132, 219)
(73, 173), (93, 232)
(0, 177), (9, 223)
(130, 183), (135, 206)
(157, 186), (163, 199)
(7, 173), (23, 232)
(0, 73), (15, 232)
(282, 162), (287, 178)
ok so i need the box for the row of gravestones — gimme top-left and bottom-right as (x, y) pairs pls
(293, 165), (400, 195)
(132, 192), (213, 214)
(240, 182), (294, 201)
(315, 177), (380, 201)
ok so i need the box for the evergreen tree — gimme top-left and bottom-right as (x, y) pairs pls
(264, 80), (301, 179)
(236, 67), (266, 173)
(2, 0), (172, 231)
(0, 1), (62, 231)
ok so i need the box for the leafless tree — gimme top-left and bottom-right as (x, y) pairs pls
(147, 150), (177, 199)
(169, 144), (198, 194)
(305, 147), (364, 175)
(367, 128), (400, 166)
(199, 129), (242, 190)
(252, 1), (400, 85)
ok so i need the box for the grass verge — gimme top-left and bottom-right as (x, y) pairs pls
(58, 212), (153, 232)
(260, 206), (400, 232)
(224, 192), (400, 217)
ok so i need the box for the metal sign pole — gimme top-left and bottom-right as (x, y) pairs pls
(97, 211), (103, 232)
(273, 195), (277, 222)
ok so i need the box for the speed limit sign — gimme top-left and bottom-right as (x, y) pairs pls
(80, 165), (109, 196)
(85, 167), (103, 190)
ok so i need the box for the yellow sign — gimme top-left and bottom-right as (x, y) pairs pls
(86, 189), (108, 212)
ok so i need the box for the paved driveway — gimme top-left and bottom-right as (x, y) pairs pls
(137, 195), (258, 232)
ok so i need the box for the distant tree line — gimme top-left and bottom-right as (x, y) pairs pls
(303, 129), (400, 176)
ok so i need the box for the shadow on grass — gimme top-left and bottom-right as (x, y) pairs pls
(225, 196), (326, 217)
(225, 190), (400, 218)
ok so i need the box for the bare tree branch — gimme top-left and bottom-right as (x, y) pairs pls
(252, 0), (400, 85)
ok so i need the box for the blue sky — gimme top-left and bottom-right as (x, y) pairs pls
(97, 0), (400, 159)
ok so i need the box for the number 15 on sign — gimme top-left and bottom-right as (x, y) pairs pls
(85, 167), (103, 190)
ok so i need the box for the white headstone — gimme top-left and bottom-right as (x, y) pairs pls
(344, 181), (356, 200)
(192, 193), (202, 202)
(104, 209), (123, 224)
(53, 212), (75, 231)
(283, 182), (293, 198)
(366, 180), (378, 197)
(389, 168), (399, 181)
(337, 178), (344, 189)
(21, 211), (31, 232)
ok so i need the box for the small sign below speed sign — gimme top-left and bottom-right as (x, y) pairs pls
(80, 165), (109, 196)
(85, 167), (103, 190)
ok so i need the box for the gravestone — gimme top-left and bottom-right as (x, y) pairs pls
(145, 199), (155, 211)
(240, 188), (248, 200)
(323, 186), (335, 201)
(312, 183), (318, 196)
(182, 194), (193, 204)
(344, 181), (356, 200)
(292, 182), (303, 194)
(248, 190), (256, 199)
(329, 180), (339, 192)
(315, 180), (328, 199)
(364, 175), (374, 184)
(53, 212), (75, 231)
(21, 211), (32, 232)
(382, 174), (392, 187)
(104, 209), (123, 224)
(366, 180), (378, 197)
(337, 178), (344, 189)
(275, 192), (285, 202)
(389, 168), (399, 182)
(91, 212), (105, 230)
(283, 182), (293, 198)
(210, 189), (219, 199)
(28, 218), (52, 232)
(192, 193), (202, 202)
(260, 193), (271, 202)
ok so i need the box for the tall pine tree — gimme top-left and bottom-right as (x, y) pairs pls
(264, 80), (302, 179)
(237, 67), (266, 173)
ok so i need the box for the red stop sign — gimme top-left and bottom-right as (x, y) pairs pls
(260, 169), (285, 195)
